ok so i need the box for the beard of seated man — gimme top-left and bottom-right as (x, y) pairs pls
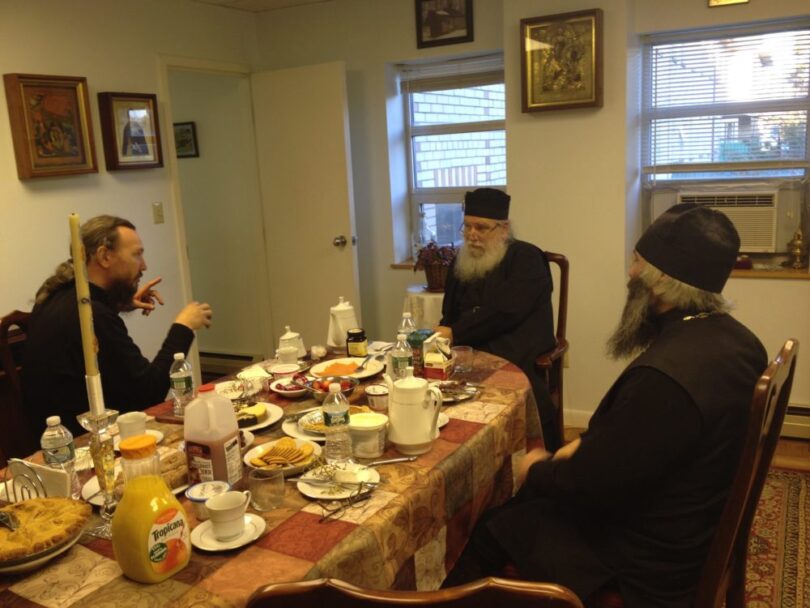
(606, 277), (659, 360)
(454, 235), (511, 282)
(106, 273), (140, 313)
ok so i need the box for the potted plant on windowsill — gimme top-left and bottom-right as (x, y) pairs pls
(414, 241), (456, 292)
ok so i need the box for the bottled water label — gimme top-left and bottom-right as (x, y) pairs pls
(323, 410), (349, 427)
(44, 444), (75, 465)
(170, 372), (192, 391)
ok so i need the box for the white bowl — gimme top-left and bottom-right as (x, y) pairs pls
(269, 363), (300, 378)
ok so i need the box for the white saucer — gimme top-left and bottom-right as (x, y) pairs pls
(113, 429), (164, 451)
(190, 513), (266, 551)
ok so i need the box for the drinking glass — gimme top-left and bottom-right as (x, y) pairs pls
(452, 346), (473, 376)
(248, 468), (285, 511)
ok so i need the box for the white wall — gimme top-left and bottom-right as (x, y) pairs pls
(0, 0), (256, 359)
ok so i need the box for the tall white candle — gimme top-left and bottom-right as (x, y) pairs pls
(69, 214), (103, 416)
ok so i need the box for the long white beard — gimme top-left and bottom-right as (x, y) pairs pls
(454, 238), (510, 282)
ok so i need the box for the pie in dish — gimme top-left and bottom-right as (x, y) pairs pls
(0, 497), (91, 562)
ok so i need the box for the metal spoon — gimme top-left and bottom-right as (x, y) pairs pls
(354, 354), (374, 372)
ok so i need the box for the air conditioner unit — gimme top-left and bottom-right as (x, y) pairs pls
(650, 186), (802, 253)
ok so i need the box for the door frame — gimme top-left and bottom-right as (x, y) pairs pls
(156, 55), (275, 378)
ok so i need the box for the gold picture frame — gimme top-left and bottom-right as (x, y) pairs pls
(520, 9), (603, 113)
(2, 73), (97, 179)
(709, 0), (749, 6)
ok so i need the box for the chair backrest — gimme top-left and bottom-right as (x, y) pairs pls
(544, 252), (568, 344)
(694, 338), (799, 608)
(0, 310), (37, 466)
(247, 577), (585, 608)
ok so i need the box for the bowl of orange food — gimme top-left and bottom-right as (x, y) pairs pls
(304, 375), (358, 402)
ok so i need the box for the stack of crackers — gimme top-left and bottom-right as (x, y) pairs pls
(250, 437), (314, 470)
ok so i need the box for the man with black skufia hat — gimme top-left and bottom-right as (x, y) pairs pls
(443, 204), (768, 608)
(436, 187), (560, 450)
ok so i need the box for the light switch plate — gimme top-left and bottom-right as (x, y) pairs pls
(152, 201), (164, 224)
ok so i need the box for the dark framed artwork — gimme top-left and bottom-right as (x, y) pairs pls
(98, 92), (163, 170)
(520, 9), (603, 113)
(2, 73), (97, 179)
(416, 0), (473, 48)
(173, 122), (199, 158)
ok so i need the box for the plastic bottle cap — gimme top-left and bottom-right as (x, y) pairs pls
(46, 415), (61, 426)
(119, 434), (157, 459)
(403, 312), (412, 318)
(173, 352), (185, 361)
(397, 333), (406, 340)
(329, 383), (341, 393)
(198, 383), (215, 393)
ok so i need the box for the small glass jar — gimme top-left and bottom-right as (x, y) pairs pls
(346, 328), (368, 357)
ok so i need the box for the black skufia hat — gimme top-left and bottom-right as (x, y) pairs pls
(463, 188), (510, 220)
(636, 203), (740, 294)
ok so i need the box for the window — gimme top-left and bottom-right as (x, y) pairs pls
(399, 55), (505, 250)
(642, 23), (810, 183)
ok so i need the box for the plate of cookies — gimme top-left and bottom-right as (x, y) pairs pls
(243, 437), (321, 475)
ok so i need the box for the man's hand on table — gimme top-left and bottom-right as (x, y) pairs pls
(515, 447), (551, 489)
(435, 326), (453, 341)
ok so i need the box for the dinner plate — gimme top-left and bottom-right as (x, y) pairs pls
(281, 419), (326, 443)
(215, 379), (262, 401)
(297, 409), (326, 436)
(81, 467), (188, 507)
(0, 529), (83, 574)
(113, 429), (164, 451)
(243, 438), (321, 475)
(190, 513), (266, 551)
(296, 463), (380, 500)
(269, 378), (307, 398)
(310, 357), (385, 379)
(235, 402), (284, 433)
(438, 412), (449, 429)
(241, 430), (255, 452)
(430, 381), (480, 403)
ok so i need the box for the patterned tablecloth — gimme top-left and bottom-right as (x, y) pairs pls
(0, 351), (542, 607)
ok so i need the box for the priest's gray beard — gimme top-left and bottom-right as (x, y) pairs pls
(453, 238), (510, 282)
(606, 277), (660, 360)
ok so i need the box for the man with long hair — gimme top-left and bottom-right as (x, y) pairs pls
(443, 204), (767, 608)
(23, 215), (212, 435)
(436, 188), (559, 449)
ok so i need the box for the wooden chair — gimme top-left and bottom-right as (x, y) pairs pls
(0, 310), (37, 466)
(247, 577), (584, 608)
(535, 252), (569, 443)
(592, 338), (799, 608)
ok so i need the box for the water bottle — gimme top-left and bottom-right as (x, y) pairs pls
(397, 312), (416, 338)
(323, 383), (352, 464)
(169, 352), (194, 416)
(40, 416), (80, 499)
(390, 333), (413, 379)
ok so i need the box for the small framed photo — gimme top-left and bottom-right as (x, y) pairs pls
(520, 9), (603, 113)
(3, 73), (98, 179)
(98, 92), (163, 170)
(415, 0), (473, 49)
(173, 122), (199, 158)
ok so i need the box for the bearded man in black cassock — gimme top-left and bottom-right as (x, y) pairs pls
(435, 188), (559, 450)
(443, 204), (768, 608)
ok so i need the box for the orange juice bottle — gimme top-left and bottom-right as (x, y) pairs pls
(111, 434), (190, 583)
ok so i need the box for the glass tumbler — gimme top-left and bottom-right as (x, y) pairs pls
(248, 468), (285, 511)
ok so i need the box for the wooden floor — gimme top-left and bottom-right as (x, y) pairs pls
(564, 428), (810, 472)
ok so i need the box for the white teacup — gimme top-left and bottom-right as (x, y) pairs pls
(117, 411), (147, 439)
(276, 346), (298, 365)
(205, 490), (251, 541)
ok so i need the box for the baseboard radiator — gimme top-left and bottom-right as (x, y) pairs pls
(198, 351), (264, 381)
(782, 404), (810, 440)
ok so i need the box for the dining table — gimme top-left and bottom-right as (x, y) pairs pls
(0, 350), (543, 607)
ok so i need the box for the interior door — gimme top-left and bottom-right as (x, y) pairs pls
(251, 61), (361, 350)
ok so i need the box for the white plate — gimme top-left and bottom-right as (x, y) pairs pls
(310, 357), (385, 380)
(81, 467), (188, 507)
(241, 430), (255, 452)
(190, 513), (266, 551)
(438, 412), (449, 429)
(269, 378), (307, 398)
(235, 402), (284, 432)
(215, 380), (262, 400)
(243, 438), (322, 475)
(281, 419), (327, 443)
(297, 463), (381, 500)
(430, 382), (479, 403)
(0, 530), (83, 574)
(297, 409), (326, 436)
(113, 429), (164, 451)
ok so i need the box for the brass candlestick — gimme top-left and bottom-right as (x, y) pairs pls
(787, 229), (807, 270)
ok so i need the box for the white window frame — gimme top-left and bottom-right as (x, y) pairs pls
(399, 54), (506, 247)
(641, 20), (810, 183)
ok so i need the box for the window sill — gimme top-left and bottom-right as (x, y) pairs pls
(391, 260), (416, 270)
(730, 268), (810, 280)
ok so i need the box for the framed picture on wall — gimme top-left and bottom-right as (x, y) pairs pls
(520, 9), (603, 112)
(415, 0), (474, 48)
(173, 122), (199, 158)
(97, 92), (163, 170)
(2, 73), (98, 179)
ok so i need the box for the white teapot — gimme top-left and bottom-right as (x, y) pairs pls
(327, 297), (359, 349)
(278, 325), (306, 358)
(385, 368), (443, 455)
